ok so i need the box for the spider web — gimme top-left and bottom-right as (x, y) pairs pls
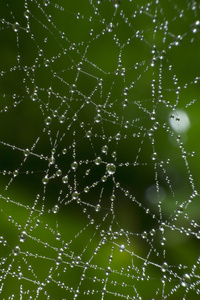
(0, 0), (200, 299)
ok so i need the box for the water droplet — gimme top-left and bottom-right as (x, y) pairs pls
(105, 267), (111, 275)
(122, 99), (128, 107)
(107, 22), (114, 32)
(113, 232), (119, 239)
(161, 262), (168, 272)
(119, 244), (125, 252)
(44, 59), (50, 67)
(24, 10), (30, 19)
(56, 169), (62, 177)
(69, 84), (76, 94)
(177, 206), (183, 214)
(95, 204), (101, 212)
(42, 175), (49, 185)
(115, 133), (121, 140)
(76, 62), (83, 71)
(62, 175), (69, 183)
(120, 68), (126, 76)
(55, 233), (61, 241)
(86, 130), (92, 138)
(84, 186), (90, 193)
(123, 87), (129, 96)
(24, 148), (30, 156)
(191, 20), (200, 33)
(101, 145), (108, 154)
(150, 57), (157, 67)
(174, 35), (182, 46)
(13, 22), (20, 32)
(94, 157), (102, 165)
(113, 0), (121, 8)
(45, 116), (52, 126)
(180, 273), (191, 287)
(13, 170), (19, 177)
(150, 110), (156, 120)
(31, 92), (38, 101)
(94, 114), (102, 123)
(43, 0), (50, 6)
(59, 115), (66, 124)
(142, 231), (147, 239)
(153, 122), (159, 130)
(52, 205), (59, 214)
(72, 191), (79, 200)
(55, 257), (62, 265)
(159, 50), (166, 60)
(151, 152), (157, 160)
(18, 231), (28, 242)
(71, 161), (78, 170)
(12, 246), (20, 256)
(106, 163), (116, 175)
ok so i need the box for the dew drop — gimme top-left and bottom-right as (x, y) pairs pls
(123, 87), (129, 96)
(161, 262), (168, 272)
(159, 50), (166, 60)
(62, 175), (69, 183)
(153, 122), (160, 130)
(180, 273), (191, 287)
(52, 205), (59, 214)
(12, 246), (20, 256)
(107, 22), (114, 32)
(13, 22), (20, 32)
(13, 170), (19, 177)
(69, 84), (76, 94)
(76, 62), (83, 71)
(59, 115), (66, 124)
(56, 169), (62, 177)
(151, 152), (157, 161)
(191, 20), (200, 33)
(150, 57), (157, 67)
(55, 233), (61, 241)
(94, 114), (102, 123)
(55, 257), (62, 265)
(24, 10), (30, 19)
(84, 186), (90, 193)
(43, 0), (50, 6)
(42, 175), (49, 185)
(95, 204), (101, 212)
(119, 244), (125, 252)
(150, 110), (156, 120)
(106, 163), (116, 175)
(24, 148), (30, 156)
(31, 92), (38, 101)
(105, 267), (111, 275)
(45, 116), (52, 126)
(44, 59), (50, 67)
(71, 161), (78, 170)
(113, 0), (121, 8)
(18, 231), (28, 242)
(122, 99), (128, 107)
(174, 35), (182, 46)
(120, 67), (126, 76)
(94, 157), (102, 165)
(86, 130), (92, 138)
(113, 232), (119, 239)
(72, 191), (79, 200)
(115, 133), (121, 140)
